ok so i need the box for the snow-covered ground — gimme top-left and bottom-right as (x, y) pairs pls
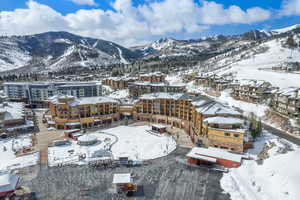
(215, 39), (300, 89)
(108, 89), (129, 99)
(214, 90), (268, 118)
(0, 135), (39, 171)
(221, 131), (300, 200)
(48, 125), (176, 166)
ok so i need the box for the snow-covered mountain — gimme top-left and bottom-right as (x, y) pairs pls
(0, 31), (140, 73)
(131, 31), (273, 59)
(132, 24), (300, 59)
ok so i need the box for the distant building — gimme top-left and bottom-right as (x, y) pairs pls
(102, 77), (137, 90)
(128, 82), (186, 98)
(270, 87), (300, 118)
(231, 79), (275, 103)
(3, 82), (102, 107)
(0, 102), (33, 134)
(138, 72), (166, 82)
(195, 74), (232, 91)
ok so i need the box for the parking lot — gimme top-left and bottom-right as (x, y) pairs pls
(20, 147), (230, 200)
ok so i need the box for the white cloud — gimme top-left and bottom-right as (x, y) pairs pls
(280, 0), (300, 16)
(70, 0), (97, 6)
(0, 0), (272, 46)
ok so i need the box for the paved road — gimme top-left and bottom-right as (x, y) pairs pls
(262, 123), (300, 146)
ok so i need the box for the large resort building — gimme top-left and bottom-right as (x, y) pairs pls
(133, 93), (248, 152)
(46, 92), (249, 152)
(47, 95), (120, 129)
(3, 82), (102, 108)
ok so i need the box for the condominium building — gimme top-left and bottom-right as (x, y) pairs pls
(133, 92), (246, 152)
(3, 82), (102, 107)
(270, 87), (300, 118)
(102, 77), (137, 90)
(231, 79), (274, 103)
(47, 95), (120, 129)
(138, 72), (166, 82)
(128, 82), (186, 98)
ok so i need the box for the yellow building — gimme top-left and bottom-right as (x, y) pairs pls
(202, 116), (246, 152)
(47, 95), (120, 129)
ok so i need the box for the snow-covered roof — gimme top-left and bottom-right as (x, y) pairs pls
(152, 124), (167, 129)
(235, 79), (271, 88)
(0, 102), (24, 121)
(277, 87), (300, 99)
(0, 172), (19, 193)
(139, 72), (164, 77)
(78, 134), (97, 142)
(130, 81), (185, 87)
(140, 92), (185, 100)
(196, 101), (240, 115)
(187, 147), (243, 163)
(50, 95), (120, 106)
(186, 153), (217, 163)
(103, 76), (137, 81)
(65, 122), (81, 126)
(112, 173), (132, 184)
(203, 116), (244, 124)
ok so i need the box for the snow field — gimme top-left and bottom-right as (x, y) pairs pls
(48, 125), (177, 166)
(0, 135), (39, 171)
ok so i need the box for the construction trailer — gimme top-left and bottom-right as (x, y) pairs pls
(112, 173), (137, 195)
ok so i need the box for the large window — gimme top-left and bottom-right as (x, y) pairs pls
(224, 132), (231, 136)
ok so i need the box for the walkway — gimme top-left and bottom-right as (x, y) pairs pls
(35, 110), (64, 165)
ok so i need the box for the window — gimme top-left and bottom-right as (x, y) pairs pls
(224, 132), (230, 136)
(234, 134), (240, 138)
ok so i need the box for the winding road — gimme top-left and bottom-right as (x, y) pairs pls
(262, 123), (300, 146)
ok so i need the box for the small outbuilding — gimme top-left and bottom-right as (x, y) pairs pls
(77, 134), (98, 146)
(112, 173), (137, 194)
(0, 172), (20, 197)
(151, 124), (167, 134)
(186, 147), (243, 168)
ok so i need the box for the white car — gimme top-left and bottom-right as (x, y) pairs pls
(48, 127), (57, 131)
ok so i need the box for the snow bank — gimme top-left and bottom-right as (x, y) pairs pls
(221, 131), (300, 200)
(0, 135), (39, 171)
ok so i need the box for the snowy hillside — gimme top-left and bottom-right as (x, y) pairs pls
(0, 31), (140, 73)
(221, 131), (300, 200)
(205, 36), (300, 88)
(0, 37), (32, 71)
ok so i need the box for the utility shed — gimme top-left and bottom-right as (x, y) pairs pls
(0, 172), (20, 197)
(112, 173), (137, 194)
(186, 147), (243, 168)
(152, 124), (167, 134)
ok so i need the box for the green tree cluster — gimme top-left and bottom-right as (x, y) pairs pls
(249, 113), (262, 140)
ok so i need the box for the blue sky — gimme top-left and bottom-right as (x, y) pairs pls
(1, 0), (300, 46)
